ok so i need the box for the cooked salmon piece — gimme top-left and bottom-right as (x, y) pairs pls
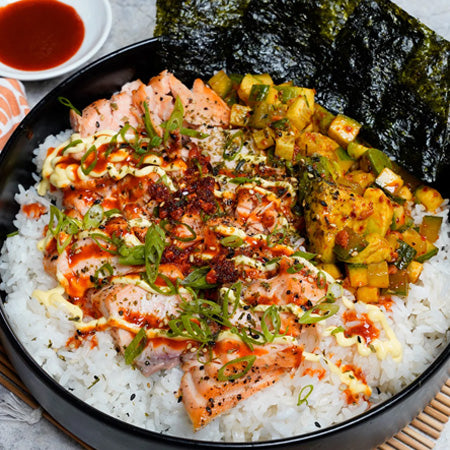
(88, 283), (191, 376)
(242, 257), (327, 308)
(166, 72), (230, 127)
(70, 80), (143, 137)
(180, 337), (303, 429)
(51, 236), (140, 298)
(71, 72), (230, 138)
(132, 83), (174, 137)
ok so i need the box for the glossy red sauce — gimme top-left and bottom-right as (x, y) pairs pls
(22, 202), (47, 219)
(0, 0), (85, 71)
(343, 310), (380, 344)
(122, 310), (164, 329)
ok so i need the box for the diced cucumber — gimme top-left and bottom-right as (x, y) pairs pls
(361, 148), (392, 175)
(356, 286), (379, 303)
(419, 215), (442, 243)
(394, 240), (417, 270)
(347, 141), (369, 159)
(415, 241), (438, 263)
(406, 261), (423, 283)
(230, 104), (251, 127)
(375, 167), (404, 195)
(347, 264), (368, 287)
(275, 133), (296, 160)
(414, 186), (444, 212)
(248, 84), (271, 105)
(367, 261), (389, 288)
(327, 114), (361, 148)
(208, 70), (233, 98)
(387, 269), (409, 296)
(313, 104), (335, 134)
(334, 227), (369, 261)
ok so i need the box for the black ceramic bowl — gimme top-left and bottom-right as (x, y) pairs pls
(0, 38), (449, 450)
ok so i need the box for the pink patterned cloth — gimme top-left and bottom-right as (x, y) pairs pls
(0, 78), (29, 150)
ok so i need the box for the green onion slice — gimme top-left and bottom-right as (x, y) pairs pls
(298, 303), (339, 324)
(180, 127), (209, 139)
(297, 384), (313, 406)
(61, 139), (83, 155)
(118, 244), (145, 266)
(331, 326), (345, 335)
(124, 328), (147, 364)
(143, 102), (163, 148)
(229, 177), (258, 185)
(287, 263), (305, 274)
(83, 204), (104, 229)
(292, 250), (317, 261)
(7, 230), (18, 238)
(223, 130), (244, 161)
(180, 267), (217, 290)
(217, 355), (257, 381)
(163, 96), (184, 143)
(260, 305), (283, 343)
(144, 224), (166, 283)
(80, 145), (98, 175)
(220, 235), (244, 248)
(58, 96), (80, 116)
(316, 271), (327, 289)
(172, 221), (197, 242)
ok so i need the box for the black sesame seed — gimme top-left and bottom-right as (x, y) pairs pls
(130, 393), (136, 401)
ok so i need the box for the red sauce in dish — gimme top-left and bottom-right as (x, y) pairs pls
(0, 0), (85, 71)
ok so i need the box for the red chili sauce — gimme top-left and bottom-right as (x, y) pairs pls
(22, 202), (47, 218)
(0, 0), (84, 71)
(343, 310), (380, 344)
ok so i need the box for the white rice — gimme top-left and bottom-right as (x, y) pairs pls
(1, 131), (449, 442)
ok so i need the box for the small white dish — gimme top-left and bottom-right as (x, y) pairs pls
(0, 0), (112, 81)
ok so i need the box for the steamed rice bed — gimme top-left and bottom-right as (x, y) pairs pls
(1, 73), (449, 442)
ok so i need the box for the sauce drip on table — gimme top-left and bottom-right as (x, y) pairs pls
(0, 0), (85, 71)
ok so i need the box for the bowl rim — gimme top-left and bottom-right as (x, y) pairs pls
(0, 0), (112, 81)
(0, 36), (449, 447)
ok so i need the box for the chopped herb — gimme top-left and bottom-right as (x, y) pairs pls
(83, 204), (104, 229)
(298, 302), (339, 324)
(61, 139), (83, 155)
(88, 375), (100, 389)
(80, 145), (98, 175)
(6, 230), (18, 238)
(58, 96), (80, 116)
(331, 326), (345, 335)
(124, 328), (147, 365)
(220, 235), (244, 248)
(217, 355), (256, 381)
(297, 384), (313, 406)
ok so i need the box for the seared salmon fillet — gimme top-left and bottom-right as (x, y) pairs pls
(180, 337), (303, 429)
(70, 71), (230, 138)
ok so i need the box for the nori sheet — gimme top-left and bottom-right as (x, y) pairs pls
(155, 0), (449, 193)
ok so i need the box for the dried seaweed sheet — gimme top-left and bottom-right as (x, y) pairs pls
(155, 0), (449, 192)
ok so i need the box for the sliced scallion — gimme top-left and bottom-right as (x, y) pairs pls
(217, 355), (256, 381)
(124, 328), (147, 365)
(58, 96), (80, 116)
(220, 235), (244, 248)
(298, 303), (339, 324)
(80, 145), (98, 175)
(297, 384), (313, 406)
(83, 204), (104, 229)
